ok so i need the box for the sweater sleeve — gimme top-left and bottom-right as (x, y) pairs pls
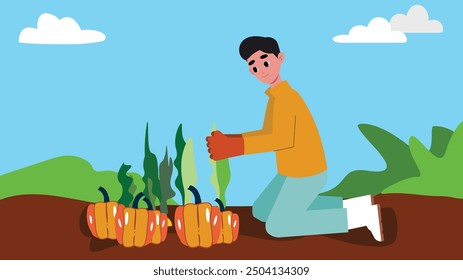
(242, 96), (296, 154)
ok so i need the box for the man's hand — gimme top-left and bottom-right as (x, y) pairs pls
(206, 130), (244, 160)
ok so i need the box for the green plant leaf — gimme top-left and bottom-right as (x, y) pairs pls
(143, 123), (161, 207)
(444, 122), (463, 163)
(429, 126), (454, 158)
(209, 123), (220, 200)
(117, 163), (136, 207)
(174, 124), (186, 205)
(159, 147), (175, 213)
(216, 159), (231, 206)
(181, 138), (196, 204)
(209, 159), (220, 200)
(409, 136), (435, 175)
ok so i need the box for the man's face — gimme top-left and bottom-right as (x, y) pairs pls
(246, 50), (285, 85)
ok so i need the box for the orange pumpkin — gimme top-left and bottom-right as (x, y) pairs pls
(174, 186), (221, 248)
(86, 186), (119, 240)
(114, 192), (166, 248)
(212, 198), (240, 245)
(146, 197), (169, 245)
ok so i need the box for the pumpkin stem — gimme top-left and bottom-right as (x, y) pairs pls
(215, 198), (225, 212)
(97, 186), (110, 202)
(187, 185), (202, 204)
(133, 192), (144, 209)
(143, 197), (154, 211)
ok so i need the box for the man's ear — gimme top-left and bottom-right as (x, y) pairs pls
(277, 52), (285, 63)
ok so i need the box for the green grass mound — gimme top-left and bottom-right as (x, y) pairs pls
(0, 156), (174, 204)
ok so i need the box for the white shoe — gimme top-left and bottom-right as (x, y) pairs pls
(346, 203), (384, 242)
(343, 195), (374, 210)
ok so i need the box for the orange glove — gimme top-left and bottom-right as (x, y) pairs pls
(206, 130), (244, 160)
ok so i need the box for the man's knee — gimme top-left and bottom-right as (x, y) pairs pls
(265, 218), (288, 238)
(252, 204), (268, 222)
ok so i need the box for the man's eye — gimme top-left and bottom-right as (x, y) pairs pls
(252, 67), (259, 73)
(264, 61), (270, 67)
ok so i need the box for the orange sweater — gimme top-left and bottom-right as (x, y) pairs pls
(242, 81), (327, 177)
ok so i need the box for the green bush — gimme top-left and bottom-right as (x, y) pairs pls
(323, 123), (459, 199)
(383, 122), (462, 198)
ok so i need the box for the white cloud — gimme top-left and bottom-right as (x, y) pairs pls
(333, 17), (407, 44)
(18, 13), (106, 45)
(390, 5), (443, 33)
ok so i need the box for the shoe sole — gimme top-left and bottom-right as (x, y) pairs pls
(376, 204), (385, 242)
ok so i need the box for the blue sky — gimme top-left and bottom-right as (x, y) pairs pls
(0, 1), (461, 205)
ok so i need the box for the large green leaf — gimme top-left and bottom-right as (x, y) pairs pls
(181, 138), (196, 204)
(117, 163), (137, 207)
(174, 124), (186, 205)
(143, 123), (161, 207)
(159, 147), (175, 213)
(323, 124), (419, 198)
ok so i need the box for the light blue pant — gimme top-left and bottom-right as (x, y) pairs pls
(252, 172), (348, 237)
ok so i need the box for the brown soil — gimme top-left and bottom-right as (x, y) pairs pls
(0, 194), (462, 260)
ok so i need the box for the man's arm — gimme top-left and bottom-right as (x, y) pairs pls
(242, 97), (296, 154)
(206, 97), (296, 160)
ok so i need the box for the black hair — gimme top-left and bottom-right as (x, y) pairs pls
(239, 36), (280, 60)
